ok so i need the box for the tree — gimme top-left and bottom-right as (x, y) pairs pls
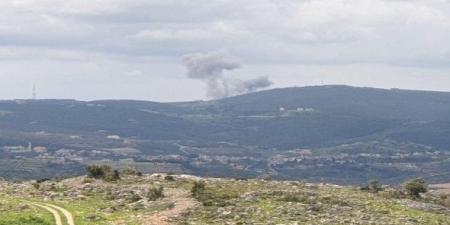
(86, 165), (111, 179)
(404, 178), (427, 198)
(368, 179), (382, 193)
(191, 181), (206, 198)
(86, 165), (120, 181)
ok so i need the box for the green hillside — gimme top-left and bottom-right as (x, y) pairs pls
(1, 86), (450, 183)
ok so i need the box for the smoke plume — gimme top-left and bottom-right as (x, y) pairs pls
(182, 52), (273, 98)
(235, 76), (273, 94)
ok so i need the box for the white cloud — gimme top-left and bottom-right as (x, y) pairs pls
(132, 22), (249, 42)
(0, 0), (450, 100)
(2, 0), (449, 65)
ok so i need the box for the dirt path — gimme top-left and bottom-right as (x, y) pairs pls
(144, 188), (199, 225)
(46, 203), (76, 225)
(31, 203), (64, 225)
(30, 202), (75, 225)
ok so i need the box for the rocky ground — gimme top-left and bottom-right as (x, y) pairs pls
(1, 174), (450, 225)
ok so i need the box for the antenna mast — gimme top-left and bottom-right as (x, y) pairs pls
(32, 84), (37, 100)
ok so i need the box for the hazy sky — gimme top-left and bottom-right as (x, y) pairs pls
(1, 0), (450, 101)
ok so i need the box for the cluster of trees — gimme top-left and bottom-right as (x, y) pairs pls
(86, 165), (121, 181)
(362, 178), (428, 198)
(86, 165), (145, 182)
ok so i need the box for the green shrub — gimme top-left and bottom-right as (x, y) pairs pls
(164, 175), (175, 181)
(104, 170), (121, 182)
(147, 186), (164, 201)
(368, 180), (382, 192)
(404, 178), (427, 198)
(86, 165), (120, 181)
(191, 181), (206, 198)
(86, 165), (112, 179)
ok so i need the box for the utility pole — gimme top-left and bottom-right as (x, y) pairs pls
(32, 84), (37, 100)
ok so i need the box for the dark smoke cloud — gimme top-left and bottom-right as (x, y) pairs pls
(182, 53), (240, 98)
(182, 52), (273, 98)
(183, 53), (241, 79)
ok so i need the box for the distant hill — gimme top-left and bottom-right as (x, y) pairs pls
(1, 85), (450, 183)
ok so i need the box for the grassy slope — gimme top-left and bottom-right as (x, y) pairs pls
(1, 175), (449, 225)
(183, 180), (450, 225)
(0, 196), (53, 225)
